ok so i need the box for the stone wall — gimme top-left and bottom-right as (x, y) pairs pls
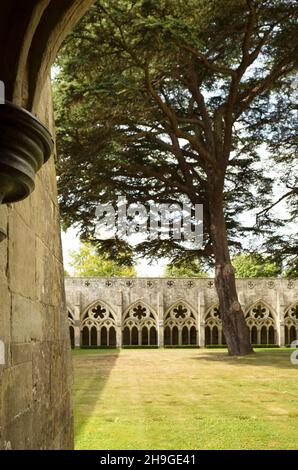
(65, 277), (298, 348)
(0, 80), (73, 450)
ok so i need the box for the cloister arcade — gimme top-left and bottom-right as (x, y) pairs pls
(66, 277), (298, 348)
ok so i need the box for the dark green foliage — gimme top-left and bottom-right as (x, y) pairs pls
(165, 259), (208, 277)
(232, 253), (281, 277)
(54, 0), (298, 269)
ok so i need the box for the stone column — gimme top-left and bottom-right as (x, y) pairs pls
(73, 305), (81, 348)
(116, 290), (122, 348)
(279, 322), (285, 347)
(198, 292), (205, 347)
(74, 321), (81, 348)
(276, 288), (284, 347)
(200, 322), (205, 347)
(197, 291), (201, 346)
(158, 321), (164, 348)
(157, 291), (164, 348)
(178, 328), (182, 346)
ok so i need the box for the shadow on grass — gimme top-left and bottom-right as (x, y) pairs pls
(72, 349), (120, 441)
(192, 348), (297, 369)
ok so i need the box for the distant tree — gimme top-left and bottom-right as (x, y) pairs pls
(70, 244), (136, 277)
(232, 253), (281, 278)
(165, 259), (208, 278)
(282, 264), (298, 279)
(54, 0), (298, 355)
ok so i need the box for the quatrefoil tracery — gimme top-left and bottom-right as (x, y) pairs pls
(246, 303), (272, 322)
(165, 302), (196, 329)
(245, 303), (275, 329)
(132, 305), (147, 320)
(123, 302), (157, 329)
(173, 305), (188, 319)
(81, 302), (116, 332)
(90, 305), (108, 320)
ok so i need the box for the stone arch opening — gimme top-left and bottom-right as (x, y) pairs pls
(284, 302), (298, 345)
(164, 300), (197, 346)
(81, 300), (117, 348)
(81, 326), (89, 347)
(67, 308), (76, 349)
(122, 301), (158, 347)
(204, 305), (223, 346)
(245, 301), (277, 346)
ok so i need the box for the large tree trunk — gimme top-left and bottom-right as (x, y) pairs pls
(208, 180), (253, 356)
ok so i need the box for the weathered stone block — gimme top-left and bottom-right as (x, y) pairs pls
(11, 293), (43, 343)
(8, 210), (36, 300)
(3, 362), (32, 424)
(4, 408), (33, 450)
(11, 343), (32, 365)
(0, 280), (11, 343)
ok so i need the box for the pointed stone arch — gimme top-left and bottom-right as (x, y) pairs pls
(80, 300), (117, 347)
(204, 304), (224, 346)
(164, 299), (197, 346)
(283, 301), (298, 345)
(67, 306), (76, 349)
(123, 300), (158, 321)
(122, 300), (158, 346)
(245, 299), (277, 321)
(245, 300), (276, 345)
(67, 305), (75, 324)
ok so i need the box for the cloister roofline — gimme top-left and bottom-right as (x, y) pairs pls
(65, 276), (297, 280)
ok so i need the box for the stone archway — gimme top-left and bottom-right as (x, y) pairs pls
(245, 300), (277, 346)
(284, 302), (298, 345)
(122, 301), (158, 347)
(80, 300), (118, 348)
(164, 300), (197, 346)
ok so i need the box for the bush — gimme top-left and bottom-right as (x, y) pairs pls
(122, 345), (159, 349)
(206, 344), (280, 349)
(164, 345), (200, 349)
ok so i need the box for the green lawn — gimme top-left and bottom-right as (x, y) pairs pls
(73, 348), (298, 450)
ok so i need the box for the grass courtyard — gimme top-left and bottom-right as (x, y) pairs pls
(73, 348), (298, 450)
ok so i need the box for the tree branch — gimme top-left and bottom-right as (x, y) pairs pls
(257, 188), (298, 218)
(181, 44), (237, 78)
(235, 51), (297, 118)
(144, 65), (216, 169)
